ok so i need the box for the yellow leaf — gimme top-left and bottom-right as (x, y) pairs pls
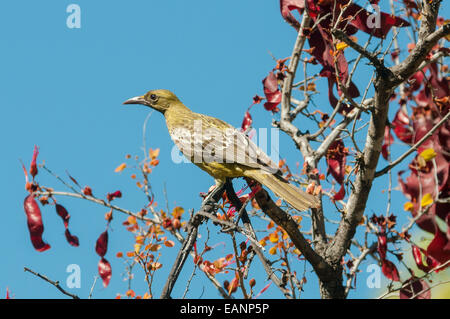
(403, 202), (414, 212)
(259, 239), (267, 247)
(269, 246), (277, 255)
(134, 244), (141, 254)
(114, 163), (127, 173)
(419, 148), (437, 162)
(269, 232), (279, 243)
(336, 41), (349, 51)
(420, 193), (433, 207)
(172, 206), (185, 218)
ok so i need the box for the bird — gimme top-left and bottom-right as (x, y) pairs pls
(124, 89), (319, 211)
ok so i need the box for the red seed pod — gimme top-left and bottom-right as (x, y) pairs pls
(55, 204), (70, 228)
(95, 230), (108, 257)
(98, 258), (112, 287)
(23, 195), (50, 252)
(65, 229), (79, 247)
(249, 278), (256, 288)
(377, 233), (388, 260)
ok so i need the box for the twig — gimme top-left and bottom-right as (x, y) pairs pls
(24, 267), (80, 299)
(375, 111), (450, 177)
(88, 276), (98, 299)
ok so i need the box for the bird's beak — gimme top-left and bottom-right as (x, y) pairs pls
(123, 95), (149, 106)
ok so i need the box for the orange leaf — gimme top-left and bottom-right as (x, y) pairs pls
(127, 216), (137, 225)
(164, 240), (175, 247)
(114, 163), (127, 173)
(150, 159), (160, 166)
(149, 148), (160, 159)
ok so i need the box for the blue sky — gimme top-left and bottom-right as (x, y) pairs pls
(1, 0), (447, 299)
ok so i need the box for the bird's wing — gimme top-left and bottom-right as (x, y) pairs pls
(194, 114), (281, 174)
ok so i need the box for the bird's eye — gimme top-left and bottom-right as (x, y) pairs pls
(150, 94), (157, 100)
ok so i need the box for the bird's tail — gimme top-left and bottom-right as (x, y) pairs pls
(244, 170), (320, 212)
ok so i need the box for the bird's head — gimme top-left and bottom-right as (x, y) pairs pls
(123, 89), (180, 113)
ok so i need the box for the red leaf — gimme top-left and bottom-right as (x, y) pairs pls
(65, 229), (79, 247)
(95, 230), (108, 257)
(262, 72), (282, 112)
(426, 227), (450, 267)
(411, 245), (433, 273)
(400, 277), (431, 299)
(392, 108), (413, 144)
(381, 259), (401, 282)
(98, 258), (112, 288)
(333, 184), (345, 201)
(29, 145), (39, 178)
(279, 0), (305, 30)
(341, 3), (409, 39)
(381, 126), (393, 160)
(326, 140), (347, 185)
(23, 195), (50, 252)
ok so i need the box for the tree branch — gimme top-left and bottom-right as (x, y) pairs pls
(251, 185), (334, 282)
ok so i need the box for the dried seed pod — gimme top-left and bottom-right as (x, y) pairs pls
(23, 195), (50, 252)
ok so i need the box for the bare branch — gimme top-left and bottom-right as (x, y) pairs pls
(375, 110), (450, 177)
(24, 267), (79, 299)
